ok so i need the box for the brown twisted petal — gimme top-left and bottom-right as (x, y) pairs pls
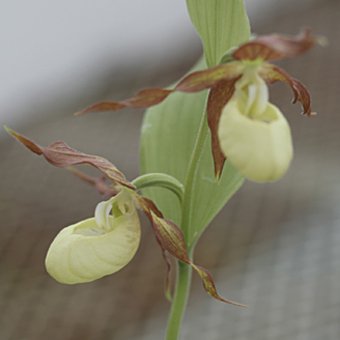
(259, 64), (315, 116)
(76, 62), (243, 115)
(233, 29), (316, 61)
(5, 127), (134, 189)
(138, 196), (246, 307)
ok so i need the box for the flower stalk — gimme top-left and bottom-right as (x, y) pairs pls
(132, 173), (184, 204)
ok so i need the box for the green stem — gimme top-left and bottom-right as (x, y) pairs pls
(165, 104), (208, 340)
(165, 257), (193, 340)
(181, 106), (208, 244)
(164, 0), (250, 335)
(132, 173), (184, 203)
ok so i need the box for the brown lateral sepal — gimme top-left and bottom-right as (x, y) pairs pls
(139, 197), (246, 307)
(207, 79), (239, 178)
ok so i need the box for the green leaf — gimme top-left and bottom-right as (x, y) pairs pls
(140, 0), (250, 245)
(140, 60), (208, 227)
(186, 0), (250, 66)
(140, 59), (243, 244)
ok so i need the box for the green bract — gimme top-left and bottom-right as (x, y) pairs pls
(45, 190), (141, 284)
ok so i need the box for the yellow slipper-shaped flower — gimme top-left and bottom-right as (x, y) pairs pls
(45, 190), (141, 284)
(218, 98), (293, 183)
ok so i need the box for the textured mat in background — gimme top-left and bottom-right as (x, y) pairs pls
(1, 0), (339, 339)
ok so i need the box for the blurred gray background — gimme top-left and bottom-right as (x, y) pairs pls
(1, 0), (339, 339)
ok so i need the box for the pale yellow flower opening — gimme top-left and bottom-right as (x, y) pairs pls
(218, 69), (293, 182)
(45, 190), (141, 284)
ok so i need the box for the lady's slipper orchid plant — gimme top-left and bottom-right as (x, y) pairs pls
(5, 7), (319, 335)
(78, 29), (316, 182)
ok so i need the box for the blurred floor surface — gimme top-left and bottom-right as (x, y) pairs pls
(1, 0), (340, 339)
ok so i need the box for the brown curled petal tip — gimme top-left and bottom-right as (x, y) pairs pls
(75, 102), (126, 115)
(233, 28), (316, 61)
(260, 64), (315, 116)
(193, 264), (247, 307)
(5, 126), (43, 155)
(76, 88), (173, 115)
(175, 62), (243, 93)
